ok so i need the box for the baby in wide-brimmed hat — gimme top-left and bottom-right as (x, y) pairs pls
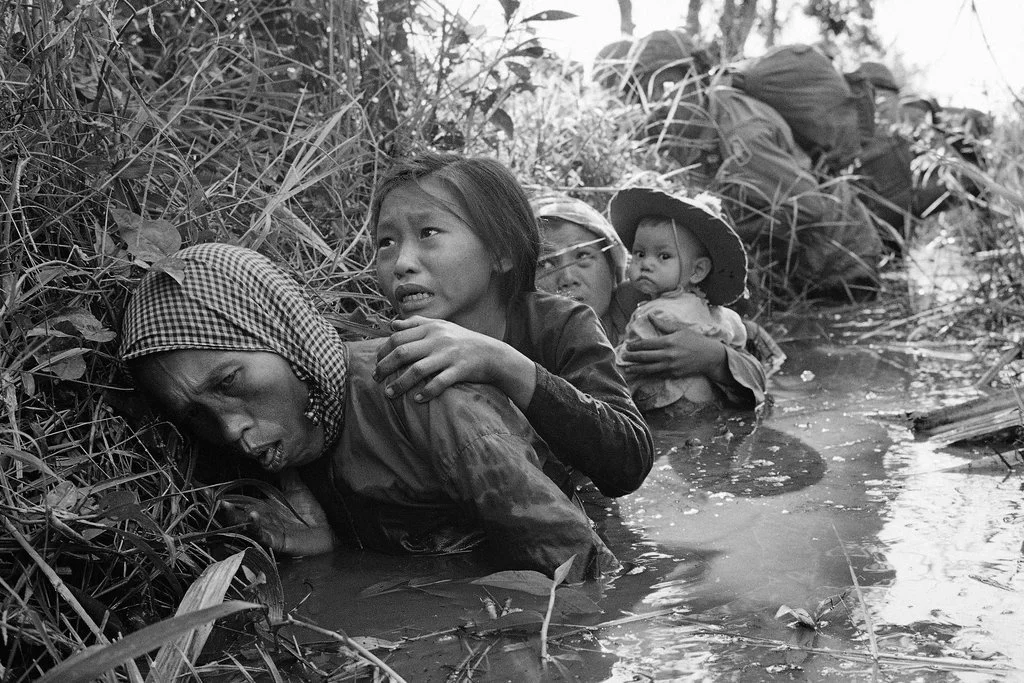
(609, 188), (749, 411)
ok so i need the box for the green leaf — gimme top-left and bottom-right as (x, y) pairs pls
(95, 490), (140, 514)
(33, 347), (88, 380)
(506, 61), (532, 81)
(45, 481), (82, 511)
(496, 0), (520, 23)
(37, 601), (263, 683)
(28, 309), (115, 343)
(521, 10), (576, 22)
(150, 256), (187, 285)
(113, 207), (181, 264)
(489, 108), (514, 138)
(472, 569), (552, 596)
(552, 554), (576, 586)
(63, 310), (117, 342)
(0, 445), (59, 478)
(506, 44), (546, 59)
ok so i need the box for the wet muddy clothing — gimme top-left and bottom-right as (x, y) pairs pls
(504, 291), (654, 498)
(300, 340), (617, 581)
(615, 287), (748, 411)
(602, 283), (766, 409)
(705, 84), (883, 291)
(652, 82), (883, 292)
(121, 243), (615, 581)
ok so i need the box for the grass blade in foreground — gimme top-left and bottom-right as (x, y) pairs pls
(36, 601), (263, 683)
(147, 550), (247, 682)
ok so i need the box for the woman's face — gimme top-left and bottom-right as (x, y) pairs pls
(536, 220), (617, 318)
(374, 177), (508, 335)
(135, 350), (325, 472)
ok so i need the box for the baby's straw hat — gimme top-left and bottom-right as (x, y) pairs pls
(531, 194), (630, 284)
(608, 188), (748, 306)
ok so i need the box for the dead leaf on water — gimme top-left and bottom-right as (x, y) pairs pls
(474, 609), (544, 635)
(349, 636), (401, 651)
(472, 570), (552, 596)
(356, 578), (409, 599)
(554, 587), (601, 616)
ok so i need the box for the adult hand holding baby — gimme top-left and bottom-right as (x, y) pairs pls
(618, 317), (731, 384)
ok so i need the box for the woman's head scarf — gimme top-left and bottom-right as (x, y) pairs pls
(120, 243), (347, 446)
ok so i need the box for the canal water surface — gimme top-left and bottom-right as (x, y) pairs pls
(277, 315), (1023, 682)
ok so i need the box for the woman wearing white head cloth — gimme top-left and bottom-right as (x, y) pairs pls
(120, 242), (616, 581)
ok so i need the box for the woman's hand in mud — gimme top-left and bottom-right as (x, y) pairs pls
(217, 470), (336, 557)
(373, 316), (536, 410)
(619, 320), (731, 384)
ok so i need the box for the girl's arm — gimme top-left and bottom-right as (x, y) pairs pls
(414, 383), (618, 582)
(373, 316), (538, 411)
(448, 431), (617, 582)
(377, 300), (654, 499)
(515, 297), (654, 498)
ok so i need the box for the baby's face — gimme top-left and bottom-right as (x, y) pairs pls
(627, 218), (708, 297)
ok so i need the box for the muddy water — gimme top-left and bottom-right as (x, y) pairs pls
(278, 333), (1023, 681)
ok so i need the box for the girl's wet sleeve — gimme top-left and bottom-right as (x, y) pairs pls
(423, 386), (618, 581)
(525, 305), (654, 498)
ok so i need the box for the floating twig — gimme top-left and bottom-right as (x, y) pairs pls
(283, 614), (408, 683)
(831, 523), (880, 665)
(973, 342), (1023, 389)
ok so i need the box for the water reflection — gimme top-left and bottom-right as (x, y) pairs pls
(605, 343), (899, 680)
(276, 340), (1023, 681)
(871, 435), (1024, 669)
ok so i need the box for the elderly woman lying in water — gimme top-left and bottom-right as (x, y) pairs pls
(119, 242), (616, 581)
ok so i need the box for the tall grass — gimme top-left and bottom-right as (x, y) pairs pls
(0, 0), (389, 678)
(0, 0), (605, 678)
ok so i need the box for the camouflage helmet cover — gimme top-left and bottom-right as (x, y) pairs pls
(632, 29), (703, 77)
(851, 61), (899, 92)
(593, 29), (708, 95)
